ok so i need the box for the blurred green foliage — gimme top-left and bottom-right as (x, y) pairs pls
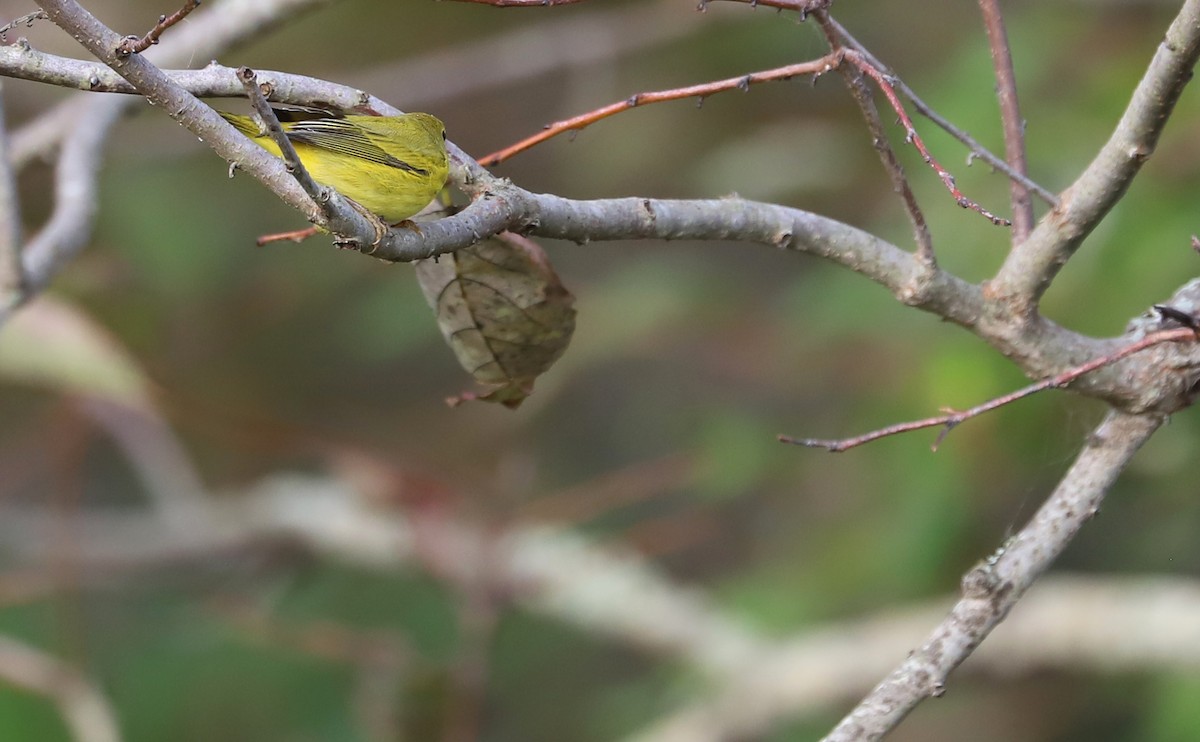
(2, 0), (1200, 739)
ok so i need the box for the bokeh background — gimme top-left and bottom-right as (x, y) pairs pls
(2, 0), (1200, 739)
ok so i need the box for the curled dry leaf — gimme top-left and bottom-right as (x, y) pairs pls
(415, 232), (576, 408)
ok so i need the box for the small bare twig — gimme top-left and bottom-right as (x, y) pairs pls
(813, 14), (935, 263)
(0, 10), (49, 43)
(841, 49), (1011, 227)
(828, 18), (1059, 207)
(781, 325), (1197, 452)
(978, 0), (1034, 242)
(233, 67), (391, 244)
(236, 67), (329, 212)
(115, 0), (201, 57)
(478, 54), (842, 166)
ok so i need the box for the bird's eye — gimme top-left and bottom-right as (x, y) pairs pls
(441, 130), (447, 140)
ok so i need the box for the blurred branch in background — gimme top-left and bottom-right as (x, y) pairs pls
(0, 635), (120, 742)
(977, 0), (1034, 242)
(0, 79), (23, 307)
(2, 473), (1200, 740)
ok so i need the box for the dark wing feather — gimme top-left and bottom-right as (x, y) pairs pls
(283, 119), (429, 175)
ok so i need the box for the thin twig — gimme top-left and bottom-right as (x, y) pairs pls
(116, 0), (202, 57)
(813, 14), (936, 263)
(828, 18), (1059, 207)
(0, 635), (120, 742)
(235, 66), (390, 245)
(0, 79), (24, 305)
(841, 49), (1011, 227)
(978, 0), (1034, 241)
(781, 326), (1196, 452)
(478, 55), (842, 166)
(0, 10), (49, 43)
(39, 0), (383, 249)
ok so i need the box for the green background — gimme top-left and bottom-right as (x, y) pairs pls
(2, 0), (1200, 739)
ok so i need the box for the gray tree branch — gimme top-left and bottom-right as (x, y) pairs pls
(821, 409), (1162, 741)
(989, 0), (1200, 316)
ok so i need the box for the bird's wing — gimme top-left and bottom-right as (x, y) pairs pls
(285, 119), (428, 175)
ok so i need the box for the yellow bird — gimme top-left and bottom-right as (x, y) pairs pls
(220, 109), (449, 224)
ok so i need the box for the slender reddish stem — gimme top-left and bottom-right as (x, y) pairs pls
(979, 0), (1034, 242)
(781, 327), (1197, 452)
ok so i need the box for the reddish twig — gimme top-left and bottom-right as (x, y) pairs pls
(827, 17), (1058, 207)
(978, 0), (1034, 242)
(478, 54), (842, 167)
(780, 326), (1198, 452)
(842, 50), (1011, 227)
(116, 0), (201, 57)
(813, 13), (935, 262)
(256, 226), (319, 246)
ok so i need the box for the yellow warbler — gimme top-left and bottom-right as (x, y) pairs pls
(220, 109), (449, 223)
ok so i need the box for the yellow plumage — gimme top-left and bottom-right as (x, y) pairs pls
(220, 110), (449, 224)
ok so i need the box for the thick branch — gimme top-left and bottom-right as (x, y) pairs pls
(39, 0), (399, 251)
(821, 410), (1161, 741)
(989, 0), (1200, 315)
